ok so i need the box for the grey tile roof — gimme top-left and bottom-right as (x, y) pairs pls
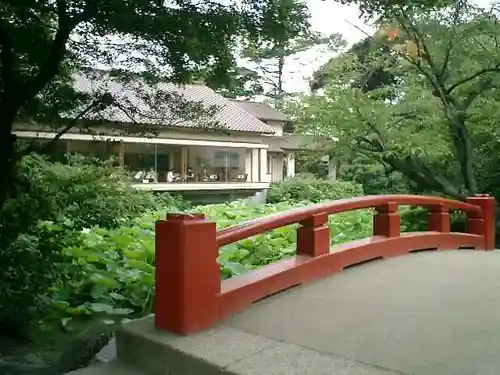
(69, 71), (275, 134)
(230, 100), (287, 122)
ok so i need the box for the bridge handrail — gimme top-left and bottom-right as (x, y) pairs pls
(217, 194), (483, 247)
(154, 193), (495, 336)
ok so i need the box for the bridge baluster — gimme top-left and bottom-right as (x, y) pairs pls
(466, 195), (496, 250)
(297, 213), (330, 257)
(373, 202), (400, 238)
(155, 213), (219, 335)
(428, 205), (451, 233)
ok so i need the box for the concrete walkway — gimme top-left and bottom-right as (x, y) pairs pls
(72, 250), (500, 375)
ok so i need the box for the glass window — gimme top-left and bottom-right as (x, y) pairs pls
(124, 143), (157, 183)
(65, 141), (250, 184)
(186, 146), (247, 182)
(155, 144), (184, 182)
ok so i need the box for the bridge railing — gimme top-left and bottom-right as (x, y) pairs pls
(154, 194), (495, 335)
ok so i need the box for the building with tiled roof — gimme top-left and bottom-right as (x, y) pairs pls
(68, 71), (276, 134)
(14, 70), (335, 201)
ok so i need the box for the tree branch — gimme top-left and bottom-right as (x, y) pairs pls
(344, 19), (445, 102)
(446, 64), (500, 94)
(383, 154), (464, 199)
(36, 92), (126, 153)
(440, 3), (463, 77)
(21, 0), (78, 104)
(0, 18), (16, 97)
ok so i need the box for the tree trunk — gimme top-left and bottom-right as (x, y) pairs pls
(456, 125), (478, 194)
(444, 105), (478, 195)
(0, 106), (19, 213)
(384, 154), (464, 200)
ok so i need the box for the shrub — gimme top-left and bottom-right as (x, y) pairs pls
(400, 206), (467, 233)
(50, 200), (373, 324)
(0, 154), (181, 337)
(267, 176), (364, 204)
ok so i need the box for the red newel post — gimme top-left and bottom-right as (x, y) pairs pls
(297, 213), (330, 257)
(373, 202), (400, 237)
(428, 204), (450, 233)
(155, 213), (220, 335)
(466, 194), (496, 250)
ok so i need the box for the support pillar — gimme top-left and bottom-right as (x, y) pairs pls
(297, 213), (330, 257)
(466, 194), (496, 250)
(155, 214), (220, 334)
(373, 202), (400, 238)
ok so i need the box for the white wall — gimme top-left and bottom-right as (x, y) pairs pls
(251, 149), (259, 182)
(286, 153), (295, 178)
(262, 120), (284, 136)
(259, 148), (269, 182)
(269, 153), (284, 182)
(14, 122), (266, 144)
(245, 150), (252, 179)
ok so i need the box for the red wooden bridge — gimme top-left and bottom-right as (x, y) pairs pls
(154, 194), (496, 335)
(80, 193), (500, 375)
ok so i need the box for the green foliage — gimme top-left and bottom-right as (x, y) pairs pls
(0, 154), (181, 336)
(267, 176), (364, 204)
(49, 200), (373, 323)
(0, 0), (317, 220)
(336, 0), (455, 19)
(400, 206), (467, 233)
(238, 0), (345, 98)
(296, 2), (500, 199)
(1, 0), (297, 118)
(340, 156), (413, 195)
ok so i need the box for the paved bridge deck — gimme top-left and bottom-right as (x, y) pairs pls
(75, 250), (500, 375)
(224, 250), (500, 375)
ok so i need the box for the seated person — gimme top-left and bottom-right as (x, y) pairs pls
(201, 168), (210, 181)
(145, 168), (158, 183)
(133, 170), (145, 182)
(186, 167), (195, 181)
(166, 169), (175, 182)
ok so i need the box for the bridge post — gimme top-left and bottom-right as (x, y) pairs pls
(155, 213), (220, 334)
(373, 202), (400, 238)
(297, 213), (330, 257)
(428, 205), (450, 233)
(466, 195), (496, 250)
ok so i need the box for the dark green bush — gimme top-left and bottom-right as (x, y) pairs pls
(267, 176), (364, 204)
(0, 153), (181, 337)
(400, 206), (467, 233)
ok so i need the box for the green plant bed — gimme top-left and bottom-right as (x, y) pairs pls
(267, 177), (364, 204)
(49, 200), (373, 326)
(399, 206), (467, 232)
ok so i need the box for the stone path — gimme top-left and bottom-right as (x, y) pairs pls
(224, 250), (500, 375)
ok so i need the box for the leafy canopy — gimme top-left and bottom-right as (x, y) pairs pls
(0, 0), (317, 209)
(0, 0), (292, 120)
(296, 1), (500, 198)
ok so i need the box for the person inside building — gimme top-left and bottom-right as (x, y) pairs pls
(186, 167), (195, 182)
(166, 169), (175, 182)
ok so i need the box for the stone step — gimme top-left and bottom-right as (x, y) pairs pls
(112, 315), (397, 375)
(66, 360), (145, 375)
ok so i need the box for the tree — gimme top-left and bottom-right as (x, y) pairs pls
(337, 0), (455, 19)
(239, 0), (346, 101)
(0, 0), (298, 210)
(310, 37), (397, 92)
(206, 66), (265, 99)
(297, 1), (500, 199)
